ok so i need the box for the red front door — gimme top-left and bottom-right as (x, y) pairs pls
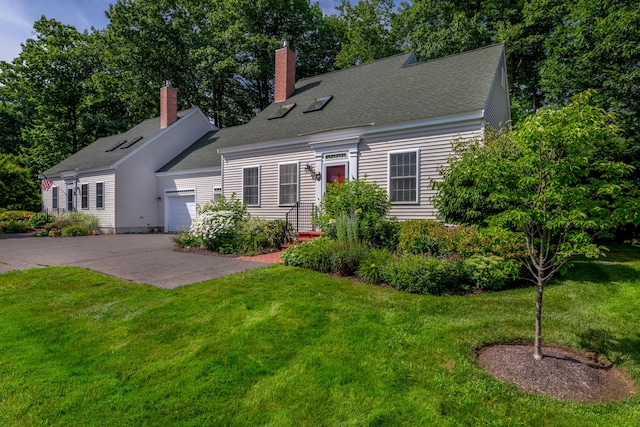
(326, 165), (346, 184)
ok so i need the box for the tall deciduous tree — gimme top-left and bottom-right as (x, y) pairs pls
(434, 92), (639, 359)
(334, 0), (399, 68)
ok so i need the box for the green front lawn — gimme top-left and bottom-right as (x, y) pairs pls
(1, 246), (639, 426)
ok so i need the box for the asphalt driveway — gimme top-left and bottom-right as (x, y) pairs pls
(0, 233), (269, 288)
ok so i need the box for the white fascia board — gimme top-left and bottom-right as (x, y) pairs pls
(156, 166), (221, 177)
(113, 108), (213, 168)
(218, 111), (484, 155)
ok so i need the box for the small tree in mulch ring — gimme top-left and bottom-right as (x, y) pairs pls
(434, 91), (640, 360)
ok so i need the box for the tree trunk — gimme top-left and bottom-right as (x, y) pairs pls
(534, 274), (544, 360)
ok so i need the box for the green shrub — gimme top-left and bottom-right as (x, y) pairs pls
(398, 219), (447, 255)
(462, 254), (520, 291)
(281, 237), (334, 273)
(383, 254), (463, 295)
(61, 224), (90, 237)
(28, 212), (52, 229)
(0, 210), (34, 222)
(3, 220), (30, 233)
(356, 248), (394, 285)
(188, 194), (248, 253)
(329, 240), (369, 276)
(173, 231), (200, 248)
(236, 218), (288, 254)
(359, 213), (400, 250)
(312, 177), (391, 242)
(58, 212), (100, 231)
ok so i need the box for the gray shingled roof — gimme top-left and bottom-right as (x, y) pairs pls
(42, 109), (198, 176)
(159, 44), (504, 173)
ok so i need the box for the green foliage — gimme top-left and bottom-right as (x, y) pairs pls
(27, 211), (52, 229)
(359, 212), (400, 250)
(329, 240), (369, 276)
(0, 210), (35, 234)
(462, 254), (520, 291)
(335, 0), (399, 68)
(334, 213), (359, 242)
(57, 212), (100, 232)
(312, 177), (393, 248)
(235, 218), (288, 255)
(61, 224), (90, 237)
(0, 155), (40, 211)
(281, 237), (334, 273)
(356, 248), (394, 285)
(383, 254), (463, 295)
(172, 231), (200, 249)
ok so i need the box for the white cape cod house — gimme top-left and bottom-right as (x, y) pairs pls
(41, 43), (510, 233)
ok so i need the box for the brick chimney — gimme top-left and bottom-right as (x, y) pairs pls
(274, 41), (296, 103)
(160, 81), (178, 129)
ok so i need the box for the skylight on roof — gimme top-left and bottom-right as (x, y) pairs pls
(303, 96), (333, 113)
(120, 136), (143, 149)
(269, 103), (296, 120)
(105, 139), (128, 152)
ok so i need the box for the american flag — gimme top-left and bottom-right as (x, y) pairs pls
(42, 176), (53, 191)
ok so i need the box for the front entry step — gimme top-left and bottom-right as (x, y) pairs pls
(283, 230), (324, 249)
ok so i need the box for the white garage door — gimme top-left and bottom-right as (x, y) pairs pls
(167, 193), (196, 232)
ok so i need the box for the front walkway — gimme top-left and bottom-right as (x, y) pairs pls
(237, 251), (284, 263)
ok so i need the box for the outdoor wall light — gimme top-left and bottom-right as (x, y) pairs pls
(315, 171), (321, 181)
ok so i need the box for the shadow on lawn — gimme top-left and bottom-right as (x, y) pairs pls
(564, 261), (639, 284)
(578, 329), (640, 366)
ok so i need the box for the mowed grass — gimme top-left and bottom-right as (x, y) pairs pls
(1, 246), (639, 426)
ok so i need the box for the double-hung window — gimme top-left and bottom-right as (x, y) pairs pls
(96, 182), (104, 209)
(242, 167), (260, 206)
(81, 184), (89, 209)
(52, 187), (59, 209)
(389, 150), (419, 203)
(279, 163), (298, 206)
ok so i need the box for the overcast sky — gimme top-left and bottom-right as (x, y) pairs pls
(0, 0), (344, 63)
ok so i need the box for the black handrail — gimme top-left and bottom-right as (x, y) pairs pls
(285, 202), (315, 242)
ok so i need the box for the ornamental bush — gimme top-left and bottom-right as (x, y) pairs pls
(61, 224), (90, 237)
(383, 254), (463, 295)
(235, 218), (288, 255)
(461, 254), (520, 291)
(329, 240), (369, 276)
(356, 248), (394, 285)
(188, 194), (248, 253)
(312, 178), (393, 246)
(281, 237), (334, 273)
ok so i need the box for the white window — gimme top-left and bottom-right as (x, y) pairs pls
(279, 163), (298, 206)
(213, 186), (222, 203)
(389, 150), (419, 203)
(96, 182), (104, 209)
(242, 167), (260, 206)
(52, 187), (58, 209)
(81, 184), (89, 209)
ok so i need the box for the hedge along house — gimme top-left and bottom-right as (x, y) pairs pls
(40, 84), (216, 234)
(210, 43), (510, 229)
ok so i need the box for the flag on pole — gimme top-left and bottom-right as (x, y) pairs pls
(42, 176), (53, 191)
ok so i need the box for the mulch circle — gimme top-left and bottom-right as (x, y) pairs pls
(478, 344), (637, 403)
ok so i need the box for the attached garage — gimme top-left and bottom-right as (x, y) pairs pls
(165, 189), (196, 232)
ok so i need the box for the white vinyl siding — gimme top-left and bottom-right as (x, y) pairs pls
(96, 182), (104, 209)
(389, 150), (419, 204)
(81, 184), (89, 209)
(279, 163), (298, 206)
(359, 120), (483, 220)
(52, 187), (59, 209)
(242, 166), (260, 206)
(221, 146), (315, 221)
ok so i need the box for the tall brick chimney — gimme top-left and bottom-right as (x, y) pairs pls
(274, 41), (296, 103)
(160, 81), (178, 129)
